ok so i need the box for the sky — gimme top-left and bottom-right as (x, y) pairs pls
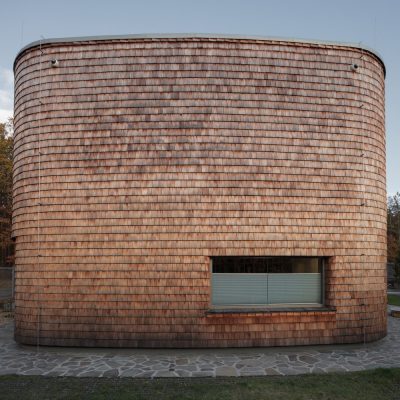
(0, 0), (398, 194)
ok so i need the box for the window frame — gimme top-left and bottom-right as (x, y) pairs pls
(209, 256), (326, 310)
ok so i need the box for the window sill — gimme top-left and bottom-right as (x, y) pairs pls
(206, 306), (335, 315)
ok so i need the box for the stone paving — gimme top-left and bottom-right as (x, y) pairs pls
(0, 309), (399, 378)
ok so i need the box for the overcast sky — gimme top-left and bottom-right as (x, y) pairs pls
(0, 0), (398, 194)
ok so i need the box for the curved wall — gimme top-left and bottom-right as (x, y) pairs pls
(13, 36), (386, 347)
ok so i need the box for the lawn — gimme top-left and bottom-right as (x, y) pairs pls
(1, 369), (400, 400)
(388, 294), (400, 306)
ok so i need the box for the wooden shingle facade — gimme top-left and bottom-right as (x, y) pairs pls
(13, 35), (386, 347)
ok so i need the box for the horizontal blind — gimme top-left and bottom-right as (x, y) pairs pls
(268, 273), (321, 304)
(212, 273), (268, 305)
(212, 273), (321, 306)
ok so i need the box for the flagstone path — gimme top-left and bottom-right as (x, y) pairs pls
(0, 309), (399, 378)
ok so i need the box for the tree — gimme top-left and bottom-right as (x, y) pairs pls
(394, 253), (400, 289)
(387, 192), (400, 287)
(387, 193), (400, 261)
(0, 118), (14, 267)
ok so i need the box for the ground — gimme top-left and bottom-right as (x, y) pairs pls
(0, 369), (400, 399)
(0, 295), (398, 398)
(388, 294), (400, 306)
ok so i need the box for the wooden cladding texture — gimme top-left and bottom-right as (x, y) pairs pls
(13, 37), (386, 347)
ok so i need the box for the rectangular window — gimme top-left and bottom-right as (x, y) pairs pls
(211, 256), (324, 307)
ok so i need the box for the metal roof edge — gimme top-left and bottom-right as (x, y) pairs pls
(14, 33), (386, 76)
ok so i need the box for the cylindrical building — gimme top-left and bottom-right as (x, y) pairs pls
(13, 34), (386, 347)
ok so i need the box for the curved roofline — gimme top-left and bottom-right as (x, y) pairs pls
(14, 33), (386, 76)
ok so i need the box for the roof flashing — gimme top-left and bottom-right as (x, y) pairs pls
(14, 33), (386, 77)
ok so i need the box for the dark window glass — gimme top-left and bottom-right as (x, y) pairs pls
(212, 257), (322, 274)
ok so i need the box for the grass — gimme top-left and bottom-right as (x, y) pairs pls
(1, 369), (400, 400)
(388, 294), (400, 306)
